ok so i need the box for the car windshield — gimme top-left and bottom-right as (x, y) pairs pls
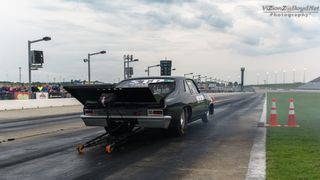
(117, 78), (176, 100)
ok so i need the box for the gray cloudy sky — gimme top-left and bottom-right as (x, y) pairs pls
(0, 0), (319, 84)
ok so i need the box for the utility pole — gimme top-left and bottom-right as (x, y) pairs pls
(123, 55), (138, 80)
(123, 55), (126, 80)
(87, 53), (90, 83)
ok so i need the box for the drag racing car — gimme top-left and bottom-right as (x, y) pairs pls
(64, 76), (214, 137)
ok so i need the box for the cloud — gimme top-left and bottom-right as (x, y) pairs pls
(143, 11), (201, 29)
(138, 0), (196, 4)
(1, 0), (320, 83)
(224, 3), (320, 56)
(63, 0), (107, 9)
(36, 0), (319, 57)
(196, 2), (233, 30)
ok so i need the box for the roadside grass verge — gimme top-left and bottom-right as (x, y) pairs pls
(266, 92), (320, 179)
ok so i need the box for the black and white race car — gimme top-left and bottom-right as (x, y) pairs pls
(64, 76), (215, 137)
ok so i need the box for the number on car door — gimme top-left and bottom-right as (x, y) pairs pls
(185, 80), (206, 117)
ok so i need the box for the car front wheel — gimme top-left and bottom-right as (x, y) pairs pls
(201, 109), (210, 123)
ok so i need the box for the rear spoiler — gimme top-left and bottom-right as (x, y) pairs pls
(64, 84), (158, 105)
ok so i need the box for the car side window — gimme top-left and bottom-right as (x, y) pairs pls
(184, 80), (191, 94)
(186, 80), (199, 94)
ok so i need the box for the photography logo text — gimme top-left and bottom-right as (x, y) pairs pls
(262, 5), (319, 17)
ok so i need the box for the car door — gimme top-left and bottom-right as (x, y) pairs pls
(183, 80), (197, 119)
(185, 79), (206, 119)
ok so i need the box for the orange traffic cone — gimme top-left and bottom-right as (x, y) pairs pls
(284, 98), (300, 127)
(267, 98), (281, 127)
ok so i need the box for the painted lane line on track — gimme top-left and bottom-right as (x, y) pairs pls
(245, 94), (266, 180)
(258, 93), (267, 127)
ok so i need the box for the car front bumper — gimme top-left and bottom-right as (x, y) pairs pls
(80, 115), (172, 129)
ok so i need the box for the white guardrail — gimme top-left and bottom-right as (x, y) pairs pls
(0, 98), (81, 111)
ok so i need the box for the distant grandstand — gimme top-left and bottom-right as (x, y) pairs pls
(297, 76), (320, 90)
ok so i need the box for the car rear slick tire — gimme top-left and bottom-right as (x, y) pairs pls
(167, 108), (187, 137)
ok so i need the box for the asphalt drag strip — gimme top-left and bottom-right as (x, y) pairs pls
(0, 93), (264, 180)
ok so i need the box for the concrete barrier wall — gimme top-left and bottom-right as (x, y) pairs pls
(207, 92), (253, 97)
(0, 92), (254, 111)
(0, 98), (81, 111)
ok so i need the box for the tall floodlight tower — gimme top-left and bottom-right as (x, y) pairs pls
(241, 67), (245, 91)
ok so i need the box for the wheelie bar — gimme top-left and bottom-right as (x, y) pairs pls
(76, 127), (143, 154)
(104, 127), (143, 153)
(77, 132), (110, 154)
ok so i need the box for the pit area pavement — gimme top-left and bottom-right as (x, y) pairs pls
(0, 106), (83, 142)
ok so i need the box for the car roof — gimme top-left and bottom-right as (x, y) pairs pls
(123, 76), (187, 81)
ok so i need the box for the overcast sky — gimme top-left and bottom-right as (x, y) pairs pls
(0, 0), (319, 84)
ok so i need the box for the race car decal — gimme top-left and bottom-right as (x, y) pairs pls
(196, 95), (205, 103)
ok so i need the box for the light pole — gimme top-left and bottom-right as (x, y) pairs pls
(274, 71), (278, 84)
(83, 50), (106, 84)
(193, 75), (201, 82)
(19, 67), (21, 83)
(217, 79), (221, 86)
(292, 68), (296, 83)
(123, 55), (139, 80)
(266, 72), (269, 84)
(205, 77), (212, 82)
(303, 68), (307, 83)
(283, 70), (286, 84)
(28, 36), (51, 94)
(200, 76), (207, 82)
(146, 64), (160, 76)
(184, 72), (193, 77)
